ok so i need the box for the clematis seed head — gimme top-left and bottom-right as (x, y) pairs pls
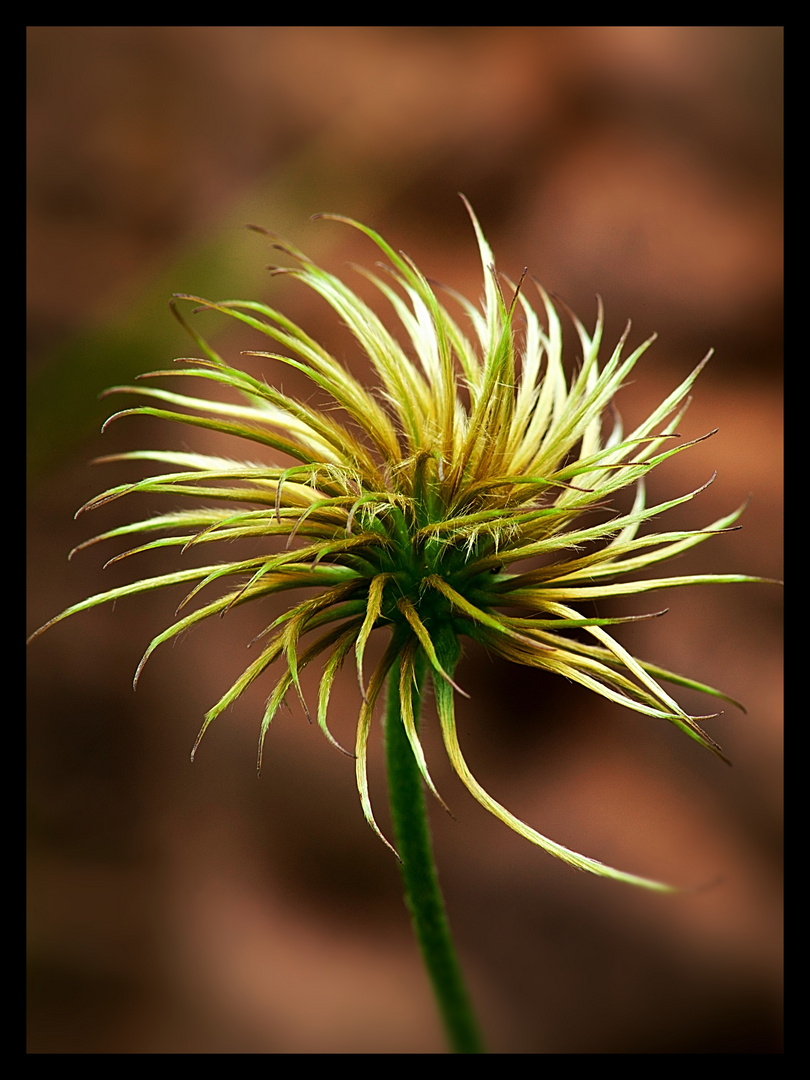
(29, 198), (777, 889)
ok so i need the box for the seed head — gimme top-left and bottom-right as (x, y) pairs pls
(29, 198), (774, 889)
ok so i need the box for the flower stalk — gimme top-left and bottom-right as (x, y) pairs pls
(385, 648), (484, 1053)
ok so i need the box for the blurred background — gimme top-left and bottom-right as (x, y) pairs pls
(27, 27), (782, 1053)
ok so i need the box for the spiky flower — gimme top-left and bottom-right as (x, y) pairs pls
(30, 200), (766, 889)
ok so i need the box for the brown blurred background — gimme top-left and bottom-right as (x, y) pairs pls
(27, 27), (782, 1053)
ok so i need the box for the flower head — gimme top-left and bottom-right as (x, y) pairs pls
(30, 199), (768, 889)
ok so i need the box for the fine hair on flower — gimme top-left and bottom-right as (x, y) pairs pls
(29, 196), (773, 891)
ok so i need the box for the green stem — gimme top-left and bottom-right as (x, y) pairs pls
(385, 653), (486, 1054)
